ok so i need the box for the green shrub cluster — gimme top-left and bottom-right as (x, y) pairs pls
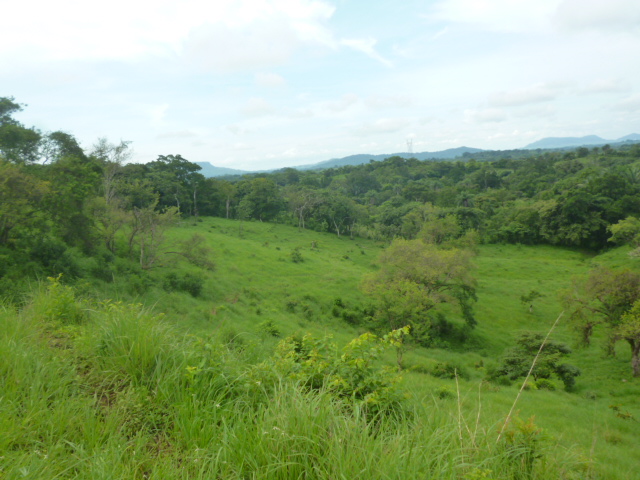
(271, 328), (410, 413)
(163, 271), (205, 297)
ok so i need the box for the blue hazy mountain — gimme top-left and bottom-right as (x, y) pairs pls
(195, 136), (639, 177)
(524, 134), (640, 149)
(295, 146), (484, 170)
(195, 162), (249, 177)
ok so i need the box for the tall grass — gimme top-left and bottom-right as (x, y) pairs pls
(0, 284), (587, 480)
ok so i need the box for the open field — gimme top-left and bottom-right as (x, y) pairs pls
(2, 217), (640, 479)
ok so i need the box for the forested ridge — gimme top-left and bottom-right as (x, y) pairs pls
(3, 96), (640, 479)
(3, 96), (640, 262)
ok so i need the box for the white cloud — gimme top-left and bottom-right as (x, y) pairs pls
(326, 93), (359, 113)
(612, 94), (640, 112)
(489, 83), (563, 107)
(514, 106), (557, 119)
(255, 72), (286, 87)
(226, 124), (249, 135)
(364, 95), (412, 110)
(156, 130), (198, 140)
(351, 118), (411, 136)
(340, 38), (393, 67)
(149, 104), (169, 127)
(464, 108), (507, 123)
(554, 0), (640, 33)
(428, 0), (561, 33)
(580, 78), (630, 95)
(242, 98), (276, 117)
(0, 0), (337, 70)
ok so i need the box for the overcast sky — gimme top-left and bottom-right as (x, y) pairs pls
(2, 0), (640, 170)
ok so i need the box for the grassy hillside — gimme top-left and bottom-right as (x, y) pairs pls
(2, 217), (640, 479)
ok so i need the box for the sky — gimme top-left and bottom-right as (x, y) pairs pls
(2, 0), (640, 170)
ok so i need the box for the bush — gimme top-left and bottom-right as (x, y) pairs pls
(435, 386), (455, 399)
(492, 332), (581, 390)
(163, 271), (205, 297)
(290, 248), (304, 263)
(28, 237), (83, 278)
(431, 361), (468, 380)
(32, 275), (85, 324)
(535, 378), (557, 391)
(257, 320), (280, 338)
(272, 327), (410, 414)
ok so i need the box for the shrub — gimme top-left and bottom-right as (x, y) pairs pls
(272, 327), (410, 413)
(290, 248), (304, 263)
(32, 275), (85, 324)
(435, 386), (455, 399)
(431, 361), (468, 379)
(492, 332), (581, 390)
(163, 271), (205, 297)
(535, 378), (557, 391)
(257, 319), (280, 338)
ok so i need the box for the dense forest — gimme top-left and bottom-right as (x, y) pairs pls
(3, 96), (640, 478)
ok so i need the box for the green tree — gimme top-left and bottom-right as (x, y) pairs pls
(147, 154), (204, 215)
(617, 301), (640, 376)
(237, 177), (284, 221)
(492, 332), (580, 389)
(563, 267), (640, 361)
(41, 131), (86, 164)
(363, 238), (477, 348)
(0, 97), (42, 164)
(608, 216), (640, 251)
(520, 290), (544, 313)
(45, 155), (102, 250)
(0, 159), (50, 246)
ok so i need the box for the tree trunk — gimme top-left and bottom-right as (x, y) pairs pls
(630, 340), (640, 377)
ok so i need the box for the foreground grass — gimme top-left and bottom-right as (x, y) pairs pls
(1, 280), (586, 480)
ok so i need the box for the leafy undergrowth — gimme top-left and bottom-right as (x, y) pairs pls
(0, 277), (587, 480)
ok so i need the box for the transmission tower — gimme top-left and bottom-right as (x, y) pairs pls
(406, 138), (413, 154)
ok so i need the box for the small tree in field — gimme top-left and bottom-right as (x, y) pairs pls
(563, 267), (640, 346)
(616, 301), (640, 377)
(520, 290), (544, 313)
(362, 238), (476, 355)
(492, 332), (580, 390)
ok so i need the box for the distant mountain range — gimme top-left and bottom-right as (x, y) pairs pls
(295, 146), (484, 170)
(195, 134), (640, 177)
(524, 133), (640, 149)
(194, 163), (248, 177)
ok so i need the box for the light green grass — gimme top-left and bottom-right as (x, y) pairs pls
(3, 219), (640, 478)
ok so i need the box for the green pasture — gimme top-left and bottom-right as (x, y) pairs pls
(2, 217), (640, 478)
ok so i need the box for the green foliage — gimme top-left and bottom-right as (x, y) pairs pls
(520, 289), (544, 312)
(257, 319), (280, 337)
(290, 247), (304, 263)
(435, 386), (455, 399)
(608, 216), (640, 247)
(501, 416), (548, 480)
(272, 327), (410, 412)
(564, 267), (640, 376)
(163, 271), (205, 297)
(491, 332), (580, 390)
(86, 300), (180, 387)
(32, 274), (85, 324)
(431, 361), (468, 380)
(534, 378), (557, 391)
(363, 238), (477, 344)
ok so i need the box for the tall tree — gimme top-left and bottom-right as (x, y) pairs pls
(0, 97), (41, 164)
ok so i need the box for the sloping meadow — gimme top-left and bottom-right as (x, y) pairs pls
(2, 218), (640, 478)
